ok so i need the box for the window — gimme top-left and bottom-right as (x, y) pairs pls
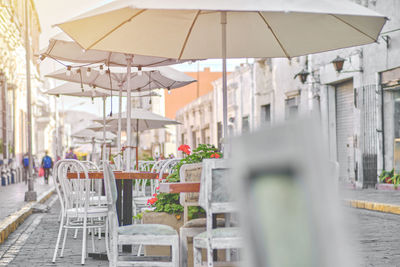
(242, 116), (250, 133)
(192, 131), (196, 148)
(217, 122), (222, 149)
(261, 104), (271, 125)
(285, 97), (298, 120)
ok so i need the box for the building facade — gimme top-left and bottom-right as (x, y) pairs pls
(0, 0), (54, 164)
(176, 0), (400, 187)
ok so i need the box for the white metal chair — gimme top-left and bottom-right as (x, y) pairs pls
(52, 159), (108, 265)
(179, 163), (226, 267)
(103, 162), (179, 267)
(193, 159), (242, 267)
(132, 160), (169, 217)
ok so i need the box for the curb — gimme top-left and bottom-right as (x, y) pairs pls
(346, 199), (400, 215)
(0, 186), (55, 244)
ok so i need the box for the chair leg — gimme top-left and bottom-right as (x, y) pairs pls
(207, 244), (214, 267)
(98, 226), (102, 240)
(91, 227), (96, 253)
(81, 218), (87, 265)
(180, 228), (188, 267)
(172, 235), (179, 267)
(60, 228), (69, 257)
(74, 228), (79, 239)
(137, 244), (142, 256)
(193, 245), (202, 267)
(105, 219), (109, 260)
(52, 216), (64, 263)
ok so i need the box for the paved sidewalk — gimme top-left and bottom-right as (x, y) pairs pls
(0, 177), (54, 222)
(342, 188), (400, 215)
(0, 196), (108, 266)
(341, 188), (400, 206)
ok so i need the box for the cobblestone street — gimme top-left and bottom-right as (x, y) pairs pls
(350, 208), (400, 267)
(0, 191), (400, 266)
(0, 195), (107, 267)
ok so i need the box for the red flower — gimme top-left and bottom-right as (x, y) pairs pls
(178, 144), (191, 155)
(147, 197), (158, 206)
(153, 193), (158, 197)
(385, 177), (392, 184)
(156, 186), (160, 190)
(210, 153), (221, 159)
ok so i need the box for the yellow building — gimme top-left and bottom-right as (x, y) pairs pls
(0, 0), (52, 162)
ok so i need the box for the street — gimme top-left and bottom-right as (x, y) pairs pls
(350, 208), (400, 267)
(0, 193), (400, 266)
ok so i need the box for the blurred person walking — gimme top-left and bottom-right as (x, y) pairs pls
(65, 147), (77, 160)
(41, 151), (53, 184)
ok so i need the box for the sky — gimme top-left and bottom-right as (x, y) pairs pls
(34, 0), (250, 116)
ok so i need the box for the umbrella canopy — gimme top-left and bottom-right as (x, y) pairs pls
(86, 122), (116, 132)
(39, 32), (189, 67)
(94, 109), (180, 131)
(56, 0), (387, 146)
(45, 82), (161, 98)
(45, 66), (195, 92)
(72, 129), (116, 140)
(45, 82), (120, 98)
(57, 0), (386, 59)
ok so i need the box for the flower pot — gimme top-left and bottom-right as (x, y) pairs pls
(142, 211), (184, 257)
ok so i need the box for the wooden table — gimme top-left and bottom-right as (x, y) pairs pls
(158, 182), (200, 193)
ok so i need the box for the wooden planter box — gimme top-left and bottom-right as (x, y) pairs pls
(142, 211), (184, 257)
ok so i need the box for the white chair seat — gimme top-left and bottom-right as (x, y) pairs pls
(118, 224), (177, 236)
(194, 227), (242, 249)
(183, 218), (226, 228)
(66, 207), (108, 218)
(89, 195), (108, 205)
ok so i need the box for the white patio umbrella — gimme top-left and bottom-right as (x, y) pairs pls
(40, 32), (192, 171)
(44, 82), (119, 161)
(39, 32), (189, 68)
(45, 82), (118, 98)
(46, 66), (194, 166)
(72, 129), (116, 140)
(94, 108), (180, 168)
(56, 0), (387, 144)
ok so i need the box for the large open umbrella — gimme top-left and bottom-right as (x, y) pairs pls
(44, 81), (119, 161)
(56, 0), (387, 144)
(46, 66), (195, 167)
(39, 32), (191, 171)
(94, 108), (180, 169)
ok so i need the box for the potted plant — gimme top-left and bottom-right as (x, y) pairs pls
(142, 144), (222, 256)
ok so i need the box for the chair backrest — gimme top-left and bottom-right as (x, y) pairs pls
(199, 159), (235, 215)
(179, 163), (202, 206)
(179, 163), (203, 223)
(56, 160), (91, 215)
(103, 162), (119, 227)
(154, 158), (181, 195)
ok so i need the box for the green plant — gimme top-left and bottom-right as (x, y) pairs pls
(379, 169), (394, 184)
(187, 206), (205, 220)
(168, 144), (221, 182)
(153, 193), (183, 215)
(147, 144), (222, 219)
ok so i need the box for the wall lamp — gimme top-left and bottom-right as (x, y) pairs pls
(294, 69), (310, 84)
(331, 55), (363, 73)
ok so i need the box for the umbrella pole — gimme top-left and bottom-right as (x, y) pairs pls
(91, 137), (95, 161)
(126, 56), (133, 171)
(221, 12), (228, 147)
(103, 96), (106, 162)
(118, 85), (122, 169)
(136, 119), (139, 171)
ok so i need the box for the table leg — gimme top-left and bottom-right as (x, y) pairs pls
(122, 179), (133, 252)
(116, 179), (123, 225)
